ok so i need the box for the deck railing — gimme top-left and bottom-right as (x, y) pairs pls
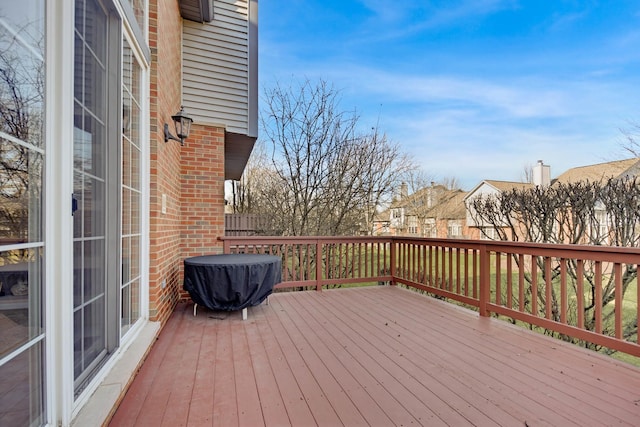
(221, 236), (640, 358)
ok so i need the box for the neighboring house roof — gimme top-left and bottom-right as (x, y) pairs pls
(484, 180), (533, 192)
(371, 188), (468, 238)
(388, 184), (447, 209)
(553, 158), (640, 185)
(425, 189), (468, 219)
(372, 210), (390, 223)
(464, 180), (533, 201)
(380, 186), (468, 220)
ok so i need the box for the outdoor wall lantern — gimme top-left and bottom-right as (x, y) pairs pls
(164, 106), (193, 146)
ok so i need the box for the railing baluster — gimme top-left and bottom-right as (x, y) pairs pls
(506, 253), (512, 309)
(463, 248), (468, 296)
(531, 256), (538, 316)
(316, 239), (322, 291)
(495, 251), (501, 306)
(518, 254), (525, 312)
(545, 257), (552, 320)
(560, 258), (567, 325)
(577, 259), (584, 329)
(448, 247), (453, 292)
(595, 261), (603, 334)
(390, 240), (396, 286)
(615, 263), (623, 340)
(473, 249), (478, 299)
(479, 245), (490, 317)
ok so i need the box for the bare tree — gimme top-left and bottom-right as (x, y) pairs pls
(0, 25), (44, 245)
(440, 175), (461, 191)
(521, 162), (534, 184)
(229, 140), (268, 214)
(619, 121), (640, 157)
(468, 178), (640, 351)
(246, 78), (412, 236)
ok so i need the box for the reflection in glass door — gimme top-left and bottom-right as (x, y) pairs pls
(0, 1), (46, 424)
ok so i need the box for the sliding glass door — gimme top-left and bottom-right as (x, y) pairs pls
(73, 0), (120, 396)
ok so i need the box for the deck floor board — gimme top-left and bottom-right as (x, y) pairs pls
(110, 286), (640, 427)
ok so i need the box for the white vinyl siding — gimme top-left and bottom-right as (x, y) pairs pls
(182, 0), (255, 136)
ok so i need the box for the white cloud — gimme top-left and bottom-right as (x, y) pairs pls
(260, 59), (640, 189)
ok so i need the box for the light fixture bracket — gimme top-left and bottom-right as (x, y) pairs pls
(164, 106), (193, 146)
(164, 123), (183, 145)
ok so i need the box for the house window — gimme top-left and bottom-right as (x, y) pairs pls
(424, 218), (436, 238)
(448, 220), (462, 238)
(407, 216), (418, 234)
(0, 1), (46, 424)
(480, 226), (497, 240)
(594, 209), (609, 243)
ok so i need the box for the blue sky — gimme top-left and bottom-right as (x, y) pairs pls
(258, 1), (640, 190)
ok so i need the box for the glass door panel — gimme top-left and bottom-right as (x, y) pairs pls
(0, 0), (45, 424)
(120, 36), (142, 336)
(73, 0), (109, 394)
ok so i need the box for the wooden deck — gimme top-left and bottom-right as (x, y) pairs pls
(109, 286), (640, 426)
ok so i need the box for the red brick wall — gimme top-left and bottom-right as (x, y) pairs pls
(148, 0), (182, 323)
(148, 1), (227, 323)
(178, 124), (226, 300)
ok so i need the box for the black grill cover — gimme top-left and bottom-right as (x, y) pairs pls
(184, 254), (281, 311)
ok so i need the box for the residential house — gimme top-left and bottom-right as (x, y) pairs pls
(465, 158), (640, 240)
(373, 183), (474, 239)
(464, 179), (534, 240)
(0, 1), (257, 425)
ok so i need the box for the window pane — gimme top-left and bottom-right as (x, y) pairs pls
(0, 340), (44, 426)
(84, 238), (105, 302)
(128, 0), (145, 32)
(130, 236), (140, 280)
(0, 248), (43, 358)
(0, 3), (45, 147)
(74, 32), (84, 104)
(82, 177), (106, 238)
(121, 278), (139, 335)
(0, 3), (45, 423)
(122, 188), (131, 237)
(131, 190), (140, 235)
(121, 283), (131, 330)
(0, 1), (45, 50)
(0, 140), (43, 243)
(83, 298), (105, 364)
(121, 236), (130, 285)
(131, 144), (140, 190)
(84, 45), (106, 120)
(121, 32), (142, 338)
(84, 0), (106, 63)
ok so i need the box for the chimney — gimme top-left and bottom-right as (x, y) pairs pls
(532, 160), (551, 187)
(400, 182), (408, 199)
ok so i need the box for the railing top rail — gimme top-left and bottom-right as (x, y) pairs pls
(223, 235), (640, 258)
(392, 236), (640, 258)
(220, 236), (393, 244)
